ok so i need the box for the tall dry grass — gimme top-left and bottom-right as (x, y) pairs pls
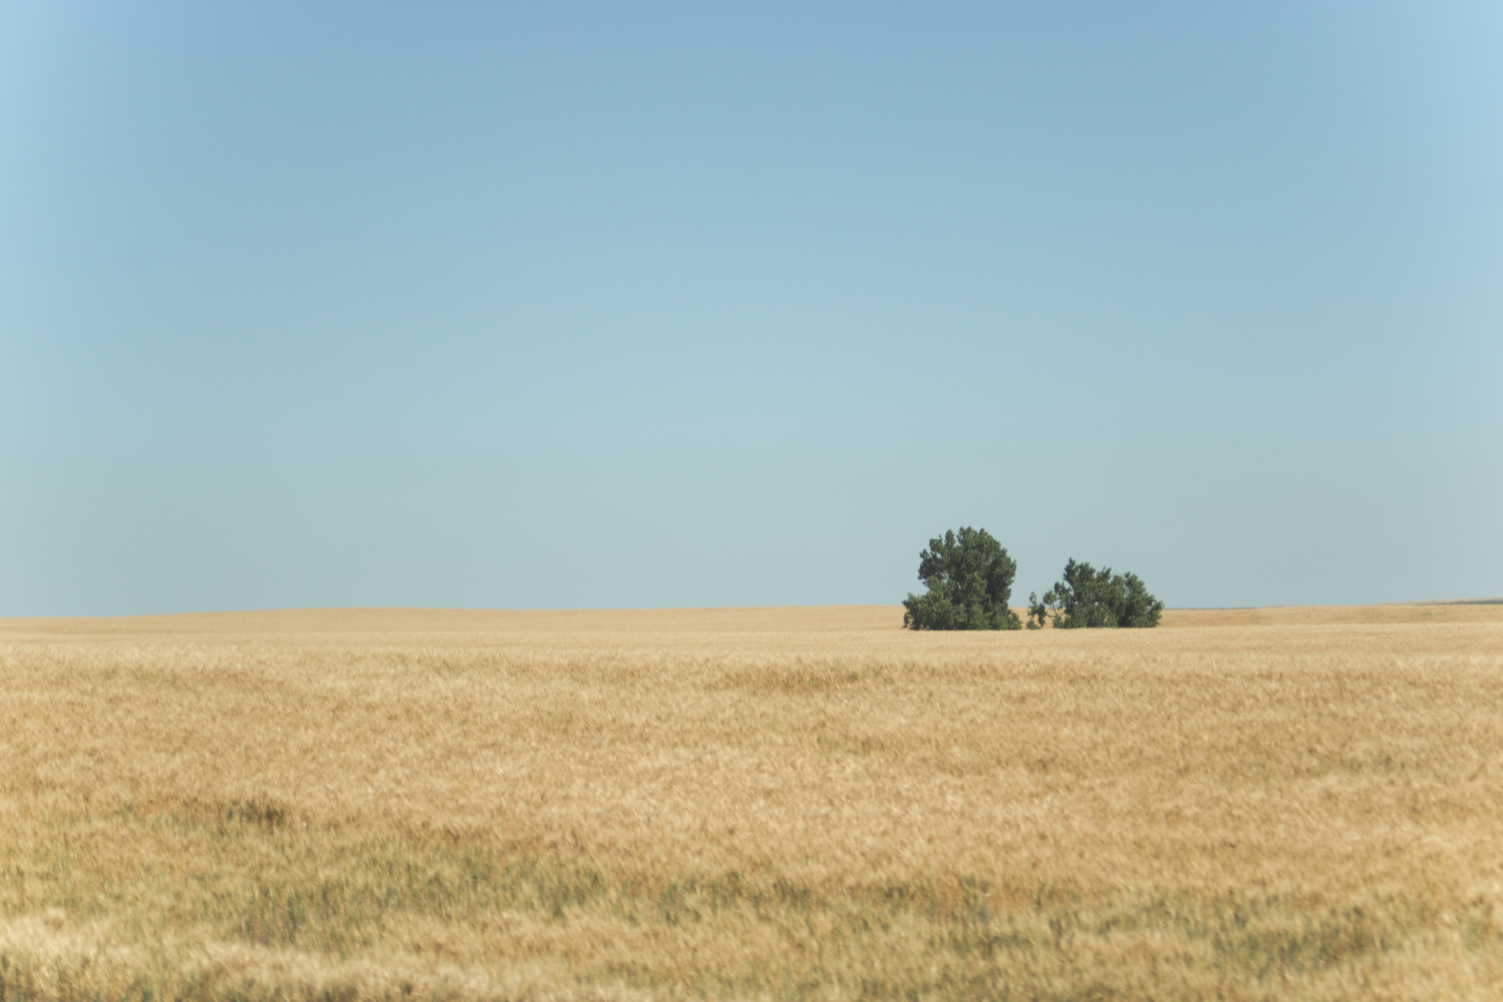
(2, 603), (1502, 1000)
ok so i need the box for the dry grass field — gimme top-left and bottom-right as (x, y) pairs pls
(3, 603), (1503, 1001)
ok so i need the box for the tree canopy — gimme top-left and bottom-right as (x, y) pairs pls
(1029, 559), (1163, 629)
(903, 527), (1022, 630)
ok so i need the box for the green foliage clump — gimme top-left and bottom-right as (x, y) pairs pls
(1029, 558), (1163, 629)
(903, 528), (1022, 630)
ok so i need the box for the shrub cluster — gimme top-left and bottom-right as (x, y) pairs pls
(902, 528), (1162, 631)
(1027, 558), (1164, 629)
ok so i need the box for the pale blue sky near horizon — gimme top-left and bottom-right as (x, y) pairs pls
(2, 1), (1499, 616)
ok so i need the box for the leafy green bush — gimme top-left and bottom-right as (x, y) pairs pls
(1029, 559), (1163, 629)
(903, 528), (1022, 630)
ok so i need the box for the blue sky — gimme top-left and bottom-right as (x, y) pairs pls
(2, 1), (1499, 615)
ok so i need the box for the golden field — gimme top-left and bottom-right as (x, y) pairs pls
(3, 603), (1503, 1001)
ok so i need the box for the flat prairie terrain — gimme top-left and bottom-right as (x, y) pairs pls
(3, 604), (1502, 1001)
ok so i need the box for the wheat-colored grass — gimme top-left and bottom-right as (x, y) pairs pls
(3, 603), (1502, 1000)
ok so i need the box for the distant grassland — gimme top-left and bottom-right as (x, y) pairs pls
(3, 603), (1502, 1001)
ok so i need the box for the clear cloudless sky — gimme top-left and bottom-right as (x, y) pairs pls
(2, 1), (1499, 615)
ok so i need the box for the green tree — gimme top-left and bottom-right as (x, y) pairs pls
(902, 528), (1022, 630)
(1036, 558), (1163, 628)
